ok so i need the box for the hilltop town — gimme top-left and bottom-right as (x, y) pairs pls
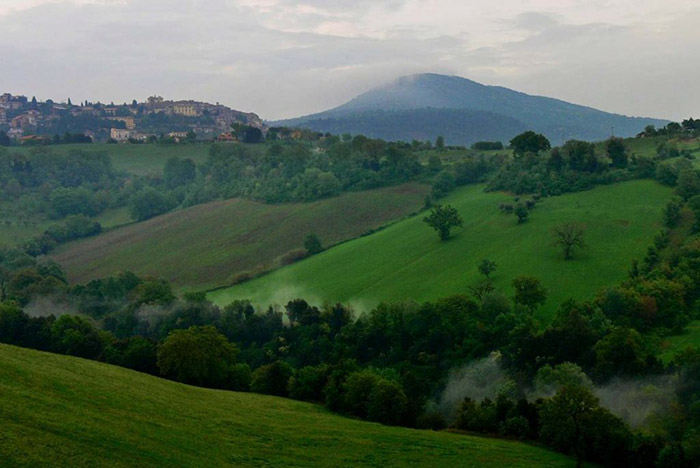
(0, 93), (264, 143)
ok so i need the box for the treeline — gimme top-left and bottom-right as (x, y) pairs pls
(0, 147), (118, 221)
(484, 131), (700, 198)
(131, 137), (429, 212)
(639, 119), (700, 138)
(3, 207), (700, 465)
(0, 137), (437, 257)
(4, 130), (695, 254)
(487, 137), (650, 195)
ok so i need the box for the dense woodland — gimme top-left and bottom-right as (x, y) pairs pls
(2, 123), (700, 466)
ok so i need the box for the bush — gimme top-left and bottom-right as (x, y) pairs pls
(250, 360), (294, 397)
(471, 141), (504, 151)
(288, 364), (329, 401)
(157, 325), (238, 388)
(51, 315), (105, 359)
(367, 379), (408, 425)
(49, 187), (102, 218)
(230, 363), (252, 391)
(303, 233), (323, 255)
(129, 187), (176, 221)
(279, 248), (308, 266)
(343, 370), (381, 418)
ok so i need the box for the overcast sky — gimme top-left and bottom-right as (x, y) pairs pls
(1, 0), (698, 120)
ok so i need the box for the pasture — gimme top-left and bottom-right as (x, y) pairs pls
(210, 180), (671, 321)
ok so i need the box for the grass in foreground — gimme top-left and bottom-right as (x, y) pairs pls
(0, 344), (577, 467)
(210, 180), (670, 320)
(52, 183), (429, 289)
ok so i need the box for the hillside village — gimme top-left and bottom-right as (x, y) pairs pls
(0, 93), (265, 143)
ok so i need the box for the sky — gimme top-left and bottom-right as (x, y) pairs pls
(0, 0), (698, 120)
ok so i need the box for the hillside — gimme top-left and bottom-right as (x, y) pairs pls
(51, 183), (429, 289)
(10, 142), (264, 177)
(286, 108), (528, 147)
(276, 73), (668, 145)
(0, 344), (577, 467)
(209, 180), (671, 319)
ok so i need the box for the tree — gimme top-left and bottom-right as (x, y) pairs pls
(435, 135), (445, 151)
(512, 276), (547, 311)
(423, 204), (463, 240)
(478, 259), (497, 279)
(157, 325), (237, 388)
(49, 187), (101, 218)
(510, 131), (551, 157)
(663, 199), (683, 228)
(606, 138), (628, 168)
(367, 378), (408, 425)
(250, 360), (294, 396)
(539, 385), (602, 467)
(552, 222), (587, 260)
(430, 170), (455, 199)
(243, 127), (263, 144)
(133, 277), (175, 306)
(514, 204), (529, 224)
(50, 315), (104, 359)
(304, 233), (323, 255)
(163, 158), (196, 189)
(676, 169), (700, 200)
(593, 327), (649, 379)
(562, 140), (595, 171)
(129, 187), (175, 221)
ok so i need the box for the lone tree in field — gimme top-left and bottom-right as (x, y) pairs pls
(552, 222), (587, 260)
(477, 259), (497, 279)
(423, 204), (463, 240)
(304, 232), (323, 255)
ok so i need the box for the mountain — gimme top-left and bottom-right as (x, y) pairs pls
(274, 73), (668, 146)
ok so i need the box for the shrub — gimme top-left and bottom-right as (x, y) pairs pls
(157, 325), (237, 388)
(250, 361), (294, 397)
(279, 248), (308, 266)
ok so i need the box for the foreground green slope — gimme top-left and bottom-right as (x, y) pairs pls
(210, 180), (670, 319)
(52, 184), (428, 289)
(0, 344), (575, 467)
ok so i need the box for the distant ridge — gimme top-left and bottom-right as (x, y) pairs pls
(274, 73), (668, 145)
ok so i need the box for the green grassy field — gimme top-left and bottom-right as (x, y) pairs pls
(52, 183), (429, 290)
(0, 344), (578, 467)
(0, 207), (51, 246)
(209, 180), (671, 320)
(12, 142), (266, 176)
(0, 142), (253, 244)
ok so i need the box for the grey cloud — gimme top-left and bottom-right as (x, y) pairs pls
(0, 0), (698, 120)
(511, 12), (561, 31)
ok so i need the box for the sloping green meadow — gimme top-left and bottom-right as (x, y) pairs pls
(52, 184), (429, 289)
(210, 180), (671, 320)
(0, 344), (577, 467)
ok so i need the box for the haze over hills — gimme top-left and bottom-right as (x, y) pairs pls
(274, 73), (669, 146)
